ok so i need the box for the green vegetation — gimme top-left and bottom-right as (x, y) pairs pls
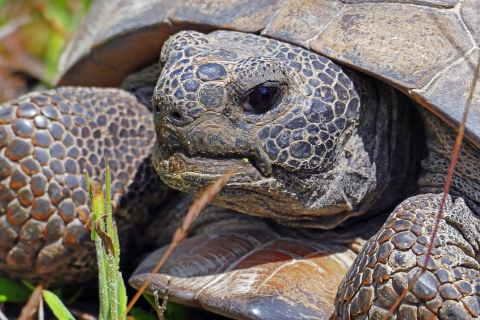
(42, 290), (75, 320)
(0, 279), (74, 319)
(0, 279), (31, 303)
(85, 160), (128, 320)
(0, 0), (92, 85)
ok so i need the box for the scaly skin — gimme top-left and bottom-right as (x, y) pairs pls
(335, 193), (480, 319)
(154, 31), (424, 229)
(0, 87), (168, 284)
(1, 29), (479, 318)
(335, 111), (480, 319)
(152, 31), (480, 318)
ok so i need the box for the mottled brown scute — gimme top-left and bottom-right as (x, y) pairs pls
(58, 0), (480, 148)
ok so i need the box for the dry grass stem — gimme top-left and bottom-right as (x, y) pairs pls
(0, 15), (30, 40)
(0, 309), (8, 320)
(69, 309), (98, 320)
(19, 284), (43, 320)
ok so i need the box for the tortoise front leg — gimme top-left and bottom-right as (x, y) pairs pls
(0, 87), (168, 284)
(335, 193), (480, 319)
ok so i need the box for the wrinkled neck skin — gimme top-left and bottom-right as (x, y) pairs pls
(152, 30), (425, 233)
(419, 109), (480, 215)
(279, 80), (426, 234)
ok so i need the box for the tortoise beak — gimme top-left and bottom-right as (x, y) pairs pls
(156, 112), (273, 176)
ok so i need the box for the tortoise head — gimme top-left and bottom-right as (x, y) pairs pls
(153, 30), (403, 229)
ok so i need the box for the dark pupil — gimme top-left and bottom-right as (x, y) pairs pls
(249, 86), (279, 112)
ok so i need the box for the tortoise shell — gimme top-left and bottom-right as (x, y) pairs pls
(57, 0), (480, 148)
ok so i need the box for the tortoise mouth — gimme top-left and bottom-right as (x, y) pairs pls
(153, 149), (269, 189)
(153, 147), (360, 229)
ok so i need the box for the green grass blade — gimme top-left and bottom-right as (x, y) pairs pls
(105, 158), (119, 266)
(21, 280), (36, 291)
(86, 177), (109, 319)
(96, 235), (110, 320)
(42, 290), (75, 320)
(164, 301), (192, 320)
(117, 272), (128, 320)
(87, 157), (128, 319)
(142, 293), (157, 309)
(104, 158), (118, 320)
(0, 278), (31, 302)
(84, 171), (95, 240)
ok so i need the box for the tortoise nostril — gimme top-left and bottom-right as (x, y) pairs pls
(169, 111), (184, 124)
(155, 104), (161, 114)
(171, 111), (181, 120)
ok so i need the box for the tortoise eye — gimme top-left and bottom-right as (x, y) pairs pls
(244, 85), (281, 113)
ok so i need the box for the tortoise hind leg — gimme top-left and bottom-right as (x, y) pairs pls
(335, 193), (480, 319)
(0, 87), (168, 284)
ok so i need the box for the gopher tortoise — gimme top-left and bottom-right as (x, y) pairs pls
(1, 0), (480, 319)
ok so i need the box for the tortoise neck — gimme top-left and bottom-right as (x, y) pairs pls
(293, 82), (427, 237)
(419, 109), (480, 215)
(121, 62), (161, 108)
(358, 81), (426, 220)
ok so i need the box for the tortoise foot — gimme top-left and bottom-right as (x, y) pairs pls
(335, 193), (480, 319)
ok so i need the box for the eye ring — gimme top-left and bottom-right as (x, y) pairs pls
(242, 83), (283, 114)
